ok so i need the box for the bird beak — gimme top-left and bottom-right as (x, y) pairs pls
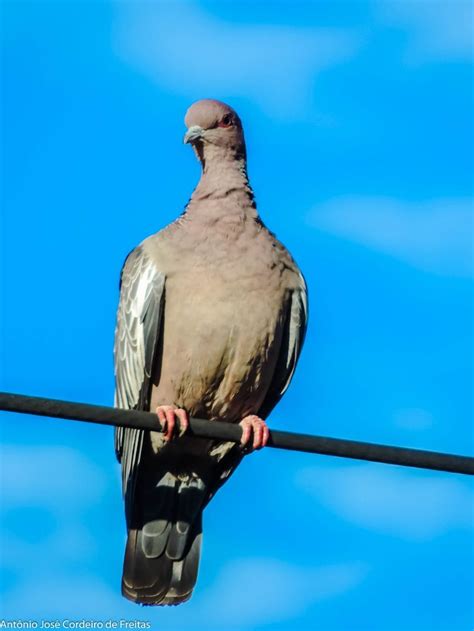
(184, 125), (204, 145)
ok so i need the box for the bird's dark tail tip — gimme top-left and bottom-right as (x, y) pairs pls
(121, 482), (204, 607)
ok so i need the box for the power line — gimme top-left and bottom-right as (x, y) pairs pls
(0, 391), (472, 475)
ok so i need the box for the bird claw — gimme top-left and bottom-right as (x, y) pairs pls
(156, 405), (189, 440)
(239, 415), (269, 451)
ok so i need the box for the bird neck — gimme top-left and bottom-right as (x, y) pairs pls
(186, 153), (258, 220)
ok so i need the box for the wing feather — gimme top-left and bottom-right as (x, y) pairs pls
(259, 272), (308, 418)
(113, 245), (165, 510)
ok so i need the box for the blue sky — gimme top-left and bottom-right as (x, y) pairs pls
(1, 1), (473, 629)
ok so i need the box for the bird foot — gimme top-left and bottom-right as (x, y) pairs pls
(156, 405), (189, 441)
(239, 415), (269, 451)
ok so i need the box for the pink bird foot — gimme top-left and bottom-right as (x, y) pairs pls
(239, 415), (270, 450)
(156, 405), (189, 441)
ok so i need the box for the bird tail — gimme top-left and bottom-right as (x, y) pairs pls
(122, 471), (206, 606)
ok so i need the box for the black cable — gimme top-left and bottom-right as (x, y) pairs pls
(0, 391), (472, 475)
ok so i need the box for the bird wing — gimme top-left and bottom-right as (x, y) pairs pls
(259, 271), (308, 419)
(114, 244), (165, 511)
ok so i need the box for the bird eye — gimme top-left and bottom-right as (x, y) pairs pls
(218, 114), (233, 128)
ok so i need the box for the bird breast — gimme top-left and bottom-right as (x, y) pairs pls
(148, 231), (293, 424)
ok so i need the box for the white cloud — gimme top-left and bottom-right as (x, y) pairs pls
(308, 196), (473, 277)
(3, 575), (132, 619)
(196, 557), (368, 627)
(0, 445), (108, 584)
(0, 446), (121, 620)
(112, 2), (359, 119)
(2, 554), (367, 625)
(375, 0), (474, 62)
(297, 463), (474, 540)
(0, 526), (97, 569)
(0, 445), (107, 510)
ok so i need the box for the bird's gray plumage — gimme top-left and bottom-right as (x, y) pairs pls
(114, 98), (308, 606)
(114, 246), (165, 522)
(258, 274), (307, 418)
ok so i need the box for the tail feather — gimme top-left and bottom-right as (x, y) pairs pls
(160, 519), (202, 605)
(122, 471), (206, 606)
(122, 528), (173, 604)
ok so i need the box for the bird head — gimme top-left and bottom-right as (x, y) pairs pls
(184, 99), (246, 164)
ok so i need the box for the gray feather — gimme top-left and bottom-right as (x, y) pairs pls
(113, 246), (165, 516)
(259, 272), (308, 418)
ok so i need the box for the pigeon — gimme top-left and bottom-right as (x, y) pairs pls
(114, 99), (308, 606)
